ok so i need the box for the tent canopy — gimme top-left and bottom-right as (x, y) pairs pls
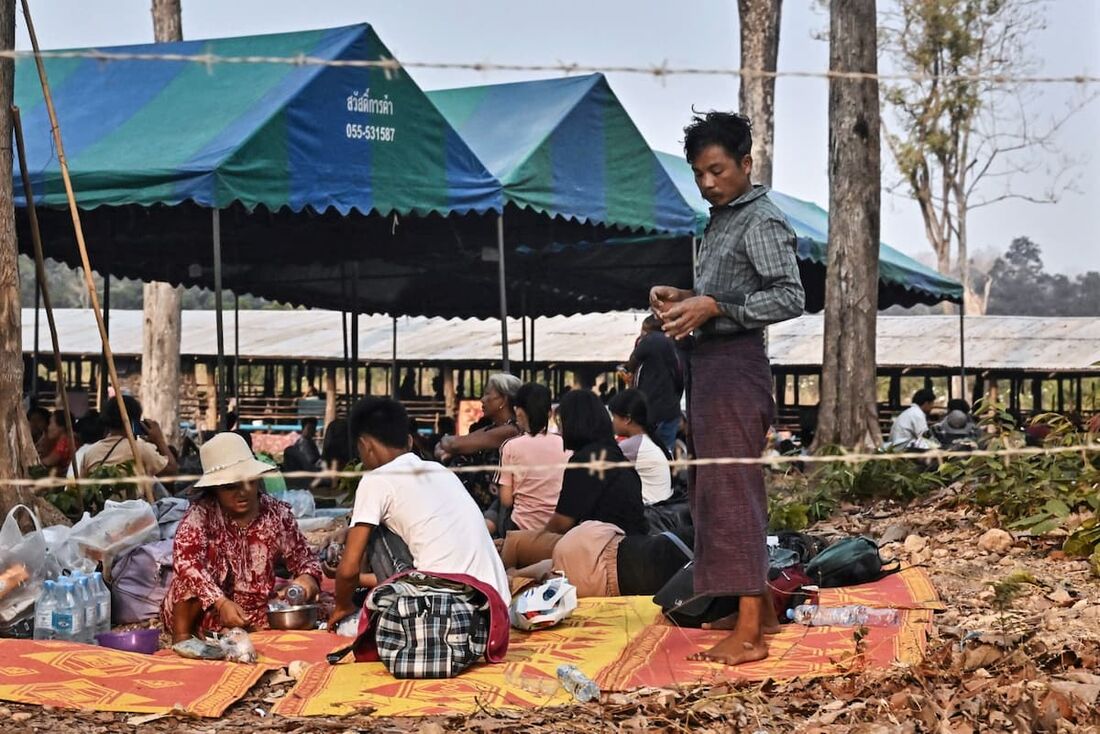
(429, 75), (696, 235)
(13, 24), (502, 216)
(654, 151), (964, 309)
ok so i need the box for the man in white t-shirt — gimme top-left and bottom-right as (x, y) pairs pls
(888, 388), (937, 450)
(328, 397), (510, 628)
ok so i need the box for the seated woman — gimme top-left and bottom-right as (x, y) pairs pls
(37, 410), (74, 476)
(434, 373), (523, 509)
(161, 432), (322, 643)
(500, 390), (646, 569)
(511, 521), (693, 597)
(488, 383), (568, 534)
(608, 389), (673, 505)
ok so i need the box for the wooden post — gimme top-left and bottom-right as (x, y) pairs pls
(443, 364), (456, 419)
(19, 0), (150, 495)
(324, 367), (337, 426)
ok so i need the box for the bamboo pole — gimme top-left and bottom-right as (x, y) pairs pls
(19, 0), (151, 499)
(12, 106), (82, 500)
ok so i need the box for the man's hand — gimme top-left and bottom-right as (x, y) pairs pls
(143, 419), (166, 446)
(659, 296), (720, 339)
(290, 574), (320, 602)
(649, 286), (690, 314)
(327, 604), (359, 632)
(215, 597), (249, 629)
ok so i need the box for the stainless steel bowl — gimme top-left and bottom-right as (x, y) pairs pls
(267, 604), (319, 630)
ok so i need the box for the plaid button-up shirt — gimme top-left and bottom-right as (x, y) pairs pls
(694, 185), (805, 337)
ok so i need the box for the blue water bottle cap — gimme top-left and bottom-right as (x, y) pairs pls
(785, 608), (795, 620)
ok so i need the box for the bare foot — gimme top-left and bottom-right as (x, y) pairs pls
(689, 630), (769, 666)
(701, 613), (781, 635)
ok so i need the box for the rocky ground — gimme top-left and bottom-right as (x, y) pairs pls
(2, 488), (1099, 733)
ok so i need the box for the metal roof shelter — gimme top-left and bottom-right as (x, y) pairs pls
(24, 309), (1100, 375)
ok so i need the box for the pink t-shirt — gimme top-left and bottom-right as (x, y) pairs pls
(497, 433), (568, 530)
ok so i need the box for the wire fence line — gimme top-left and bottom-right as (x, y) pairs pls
(13, 440), (1100, 492)
(0, 48), (1097, 86)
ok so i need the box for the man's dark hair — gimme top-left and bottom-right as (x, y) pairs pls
(75, 414), (106, 445)
(321, 418), (351, 464)
(558, 389), (614, 453)
(26, 406), (49, 423)
(608, 388), (671, 458)
(912, 389), (936, 406)
(301, 417), (318, 431)
(946, 399), (971, 414)
(349, 397), (409, 450)
(683, 111), (753, 164)
(641, 314), (663, 333)
(103, 395), (142, 430)
(514, 383), (552, 434)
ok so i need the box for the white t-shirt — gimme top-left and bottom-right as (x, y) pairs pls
(889, 404), (932, 449)
(350, 452), (511, 604)
(619, 434), (673, 505)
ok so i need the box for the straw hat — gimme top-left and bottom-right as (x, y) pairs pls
(193, 432), (275, 489)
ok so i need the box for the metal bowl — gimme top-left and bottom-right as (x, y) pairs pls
(267, 604), (319, 630)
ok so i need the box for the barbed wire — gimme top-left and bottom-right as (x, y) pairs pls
(0, 48), (1097, 85)
(12, 440), (1100, 492)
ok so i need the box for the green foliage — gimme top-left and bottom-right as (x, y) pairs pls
(812, 445), (943, 502)
(336, 460), (364, 506)
(991, 570), (1037, 609)
(44, 460), (138, 520)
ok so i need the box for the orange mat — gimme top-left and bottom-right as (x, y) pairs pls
(274, 567), (939, 717)
(0, 640), (267, 716)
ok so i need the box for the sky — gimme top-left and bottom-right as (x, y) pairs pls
(13, 0), (1100, 275)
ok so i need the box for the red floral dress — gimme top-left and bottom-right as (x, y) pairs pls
(160, 493), (321, 634)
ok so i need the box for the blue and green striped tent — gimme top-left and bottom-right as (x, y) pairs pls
(428, 75), (696, 235)
(654, 151), (963, 309)
(13, 24), (502, 216)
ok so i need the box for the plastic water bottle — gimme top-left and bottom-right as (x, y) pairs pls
(91, 572), (112, 636)
(557, 664), (600, 703)
(285, 583), (307, 606)
(33, 580), (58, 640)
(74, 575), (97, 643)
(787, 604), (899, 627)
(53, 580), (83, 643)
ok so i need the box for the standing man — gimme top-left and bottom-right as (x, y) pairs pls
(651, 112), (803, 666)
(623, 315), (684, 455)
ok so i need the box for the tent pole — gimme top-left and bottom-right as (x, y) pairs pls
(959, 299), (966, 396)
(213, 209), (227, 430)
(497, 213), (510, 372)
(32, 266), (39, 398)
(391, 316), (399, 399)
(341, 311), (350, 410)
(13, 106), (82, 486)
(233, 292), (240, 411)
(351, 263), (360, 400)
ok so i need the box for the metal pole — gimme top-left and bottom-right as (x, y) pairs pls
(213, 209), (227, 430)
(99, 272), (110, 409)
(497, 213), (510, 372)
(233, 292), (240, 409)
(32, 270), (39, 398)
(341, 311), (350, 409)
(959, 299), (967, 398)
(391, 316), (399, 398)
(351, 263), (360, 399)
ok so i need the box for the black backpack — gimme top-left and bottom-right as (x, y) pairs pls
(803, 536), (900, 588)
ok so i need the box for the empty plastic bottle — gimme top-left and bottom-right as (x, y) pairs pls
(53, 580), (84, 643)
(557, 664), (600, 703)
(91, 572), (112, 636)
(787, 604), (899, 627)
(284, 583), (307, 606)
(33, 580), (58, 640)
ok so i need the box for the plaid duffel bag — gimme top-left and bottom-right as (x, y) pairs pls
(367, 578), (489, 679)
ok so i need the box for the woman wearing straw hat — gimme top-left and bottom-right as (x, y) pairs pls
(161, 432), (322, 642)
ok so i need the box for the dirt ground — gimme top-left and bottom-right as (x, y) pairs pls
(3, 488), (1100, 733)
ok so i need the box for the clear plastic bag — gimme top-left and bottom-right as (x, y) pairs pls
(0, 505), (57, 625)
(218, 627), (258, 664)
(64, 500), (158, 575)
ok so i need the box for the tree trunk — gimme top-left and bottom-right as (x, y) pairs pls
(738, 0), (782, 188)
(815, 0), (882, 451)
(141, 0), (184, 449)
